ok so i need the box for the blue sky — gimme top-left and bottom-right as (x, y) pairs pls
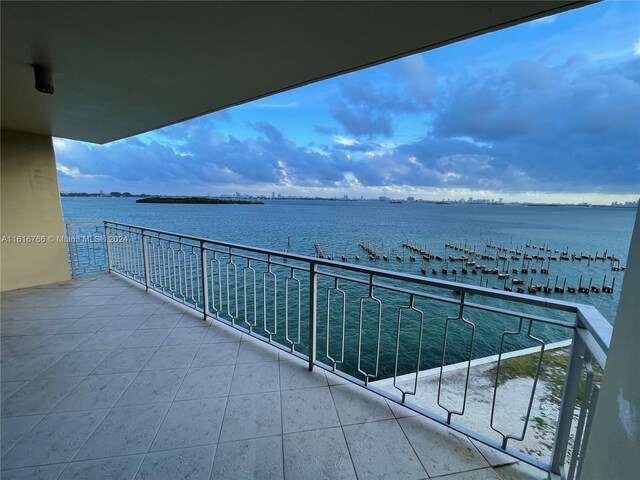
(55, 1), (640, 204)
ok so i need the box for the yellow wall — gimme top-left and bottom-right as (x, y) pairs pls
(1, 129), (70, 290)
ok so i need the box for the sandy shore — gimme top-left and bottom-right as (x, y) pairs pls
(372, 340), (582, 464)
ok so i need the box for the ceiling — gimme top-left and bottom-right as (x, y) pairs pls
(1, 1), (589, 144)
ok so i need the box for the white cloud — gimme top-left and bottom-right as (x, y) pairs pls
(451, 136), (493, 148)
(633, 37), (640, 56)
(57, 164), (80, 177)
(334, 135), (359, 146)
(52, 137), (72, 151)
(57, 164), (106, 180)
(253, 101), (298, 109)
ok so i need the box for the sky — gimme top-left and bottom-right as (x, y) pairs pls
(54, 1), (640, 204)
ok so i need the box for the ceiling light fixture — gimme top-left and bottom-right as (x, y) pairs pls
(33, 64), (54, 94)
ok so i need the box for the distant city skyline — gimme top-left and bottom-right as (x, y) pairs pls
(60, 189), (639, 207)
(54, 1), (640, 204)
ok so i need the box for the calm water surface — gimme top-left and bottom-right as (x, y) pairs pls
(61, 197), (635, 321)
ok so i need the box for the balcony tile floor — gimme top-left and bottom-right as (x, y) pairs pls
(1, 274), (546, 479)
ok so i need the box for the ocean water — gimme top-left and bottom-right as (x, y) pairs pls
(61, 197), (636, 378)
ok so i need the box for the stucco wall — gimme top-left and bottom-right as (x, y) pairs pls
(1, 129), (70, 291)
(582, 207), (639, 478)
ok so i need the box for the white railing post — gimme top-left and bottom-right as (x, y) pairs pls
(308, 261), (317, 371)
(141, 230), (150, 291)
(550, 329), (586, 475)
(104, 223), (113, 273)
(66, 222), (77, 279)
(201, 240), (209, 321)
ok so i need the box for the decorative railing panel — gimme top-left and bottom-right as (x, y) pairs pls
(64, 222), (109, 277)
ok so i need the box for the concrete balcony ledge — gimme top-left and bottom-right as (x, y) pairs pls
(1, 274), (545, 479)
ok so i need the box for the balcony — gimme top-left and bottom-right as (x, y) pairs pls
(0, 222), (611, 479)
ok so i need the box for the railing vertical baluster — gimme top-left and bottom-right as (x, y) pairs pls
(325, 278), (346, 372)
(263, 256), (277, 342)
(575, 385), (599, 480)
(568, 352), (594, 480)
(356, 274), (383, 386)
(117, 229), (124, 271)
(113, 228), (119, 270)
(125, 228), (132, 276)
(141, 231), (150, 291)
(308, 261), (317, 372)
(66, 222), (77, 279)
(201, 240), (209, 321)
(81, 228), (90, 276)
(104, 223), (113, 273)
(188, 247), (197, 306)
(437, 292), (475, 424)
(550, 330), (587, 475)
(226, 251), (238, 323)
(285, 268), (301, 352)
(131, 232), (137, 279)
(135, 233), (143, 280)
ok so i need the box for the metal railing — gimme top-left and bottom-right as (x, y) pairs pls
(99, 220), (610, 479)
(65, 222), (109, 278)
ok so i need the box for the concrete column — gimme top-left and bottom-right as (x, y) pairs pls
(1, 129), (70, 290)
(581, 206), (639, 478)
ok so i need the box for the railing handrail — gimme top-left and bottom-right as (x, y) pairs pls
(576, 305), (612, 357)
(104, 220), (600, 317)
(65, 220), (107, 225)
